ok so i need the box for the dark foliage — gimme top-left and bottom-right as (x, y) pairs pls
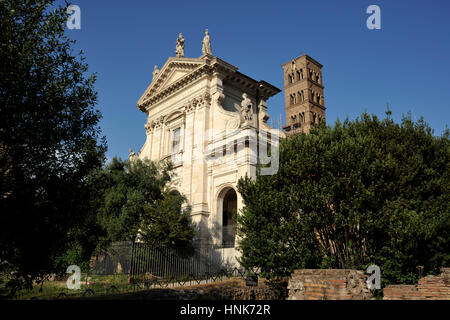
(0, 0), (106, 289)
(238, 112), (449, 284)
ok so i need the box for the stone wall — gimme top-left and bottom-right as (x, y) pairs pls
(383, 268), (450, 300)
(78, 268), (450, 300)
(287, 269), (373, 300)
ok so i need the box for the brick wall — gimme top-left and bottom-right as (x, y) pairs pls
(383, 268), (450, 300)
(287, 269), (373, 300)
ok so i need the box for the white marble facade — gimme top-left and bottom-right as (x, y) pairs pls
(134, 34), (281, 265)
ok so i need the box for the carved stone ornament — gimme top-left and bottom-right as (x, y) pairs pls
(216, 92), (240, 130)
(216, 92), (225, 106)
(226, 118), (240, 130)
(184, 102), (194, 113)
(196, 91), (211, 109)
(183, 92), (211, 114)
(153, 116), (165, 129)
(144, 118), (151, 134)
(258, 100), (270, 124)
(144, 117), (155, 134)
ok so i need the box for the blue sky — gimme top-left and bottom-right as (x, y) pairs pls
(61, 0), (450, 161)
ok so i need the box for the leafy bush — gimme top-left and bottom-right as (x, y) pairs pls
(237, 111), (449, 284)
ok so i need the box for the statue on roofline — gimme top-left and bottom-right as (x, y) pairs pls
(176, 33), (184, 57)
(128, 148), (136, 160)
(201, 29), (212, 56)
(152, 65), (159, 79)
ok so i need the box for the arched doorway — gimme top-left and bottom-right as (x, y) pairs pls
(221, 188), (237, 248)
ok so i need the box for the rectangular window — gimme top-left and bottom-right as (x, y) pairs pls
(172, 127), (181, 154)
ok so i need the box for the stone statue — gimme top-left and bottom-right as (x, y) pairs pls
(176, 33), (184, 57)
(152, 65), (159, 79)
(128, 148), (135, 160)
(201, 29), (212, 55)
(240, 93), (253, 123)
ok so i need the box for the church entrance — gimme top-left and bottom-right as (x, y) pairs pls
(222, 188), (237, 248)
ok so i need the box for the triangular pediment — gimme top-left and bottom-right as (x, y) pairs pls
(138, 57), (206, 107)
(159, 69), (190, 91)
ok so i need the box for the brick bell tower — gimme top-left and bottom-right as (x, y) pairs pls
(282, 54), (325, 135)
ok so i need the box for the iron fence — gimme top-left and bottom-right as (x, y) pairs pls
(222, 225), (237, 248)
(129, 240), (241, 282)
(90, 241), (132, 275)
(10, 240), (250, 300)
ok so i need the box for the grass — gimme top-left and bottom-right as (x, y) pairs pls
(0, 273), (242, 300)
(1, 274), (132, 300)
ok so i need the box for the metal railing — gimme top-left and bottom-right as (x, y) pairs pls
(222, 225), (237, 248)
(129, 241), (227, 281)
(10, 240), (249, 300)
(89, 241), (132, 275)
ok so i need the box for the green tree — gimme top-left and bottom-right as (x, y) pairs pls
(0, 0), (106, 289)
(237, 112), (449, 284)
(92, 158), (196, 252)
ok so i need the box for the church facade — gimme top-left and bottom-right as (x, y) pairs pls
(133, 31), (324, 265)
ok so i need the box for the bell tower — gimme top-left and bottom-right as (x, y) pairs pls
(282, 54), (325, 135)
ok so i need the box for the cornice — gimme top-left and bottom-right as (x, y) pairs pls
(144, 91), (211, 135)
(138, 64), (210, 112)
(137, 55), (279, 112)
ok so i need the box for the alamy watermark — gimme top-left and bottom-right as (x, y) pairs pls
(166, 126), (280, 176)
(366, 264), (381, 290)
(66, 264), (81, 290)
(66, 5), (81, 30)
(366, 5), (381, 30)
